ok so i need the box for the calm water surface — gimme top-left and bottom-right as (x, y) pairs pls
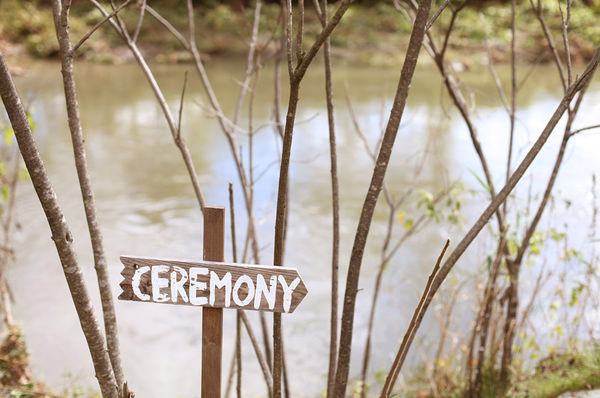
(5, 58), (600, 397)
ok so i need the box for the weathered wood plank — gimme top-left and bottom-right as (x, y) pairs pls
(118, 257), (308, 313)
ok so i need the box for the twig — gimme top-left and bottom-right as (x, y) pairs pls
(570, 124), (600, 137)
(132, 0), (147, 43)
(177, 71), (188, 139)
(72, 0), (133, 54)
(426, 0), (451, 31)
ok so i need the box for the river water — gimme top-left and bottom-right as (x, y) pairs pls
(5, 58), (600, 397)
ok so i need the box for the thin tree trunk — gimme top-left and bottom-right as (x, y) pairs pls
(313, 0), (340, 395)
(272, 80), (300, 398)
(332, 1), (433, 395)
(0, 53), (118, 398)
(51, 1), (124, 391)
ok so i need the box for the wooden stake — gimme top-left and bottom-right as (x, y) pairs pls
(202, 207), (225, 398)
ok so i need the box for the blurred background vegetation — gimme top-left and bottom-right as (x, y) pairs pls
(1, 0), (599, 65)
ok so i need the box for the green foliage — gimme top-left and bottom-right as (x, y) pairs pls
(0, 0), (58, 57)
(203, 5), (240, 34)
(511, 349), (600, 397)
(0, 0), (91, 58)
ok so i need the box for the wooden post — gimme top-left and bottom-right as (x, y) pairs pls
(202, 207), (225, 398)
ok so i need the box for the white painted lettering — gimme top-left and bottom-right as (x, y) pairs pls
(151, 265), (170, 302)
(132, 266), (150, 301)
(209, 271), (232, 307)
(233, 275), (255, 307)
(278, 276), (301, 312)
(189, 267), (209, 305)
(170, 266), (188, 303)
(254, 274), (277, 310)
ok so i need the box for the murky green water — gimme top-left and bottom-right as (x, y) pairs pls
(5, 58), (600, 397)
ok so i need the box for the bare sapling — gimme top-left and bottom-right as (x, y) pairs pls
(0, 53), (119, 398)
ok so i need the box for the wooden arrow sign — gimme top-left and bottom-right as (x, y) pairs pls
(118, 256), (308, 313)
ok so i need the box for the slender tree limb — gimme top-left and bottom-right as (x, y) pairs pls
(312, 0), (340, 395)
(426, 0), (450, 31)
(379, 239), (451, 397)
(530, 0), (567, 92)
(177, 71), (188, 138)
(293, 0), (351, 82)
(232, 0), (263, 129)
(295, 0), (305, 65)
(505, 0), (517, 203)
(52, 1), (125, 391)
(558, 0), (573, 87)
(469, 235), (506, 396)
(132, 0), (147, 43)
(240, 311), (274, 394)
(146, 5), (190, 50)
(228, 183), (242, 398)
(570, 124), (600, 137)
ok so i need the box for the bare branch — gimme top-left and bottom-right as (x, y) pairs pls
(90, 0), (206, 212)
(570, 124), (600, 136)
(146, 5), (190, 50)
(177, 71), (188, 139)
(426, 0), (451, 31)
(530, 0), (567, 92)
(379, 239), (451, 396)
(558, 0), (573, 86)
